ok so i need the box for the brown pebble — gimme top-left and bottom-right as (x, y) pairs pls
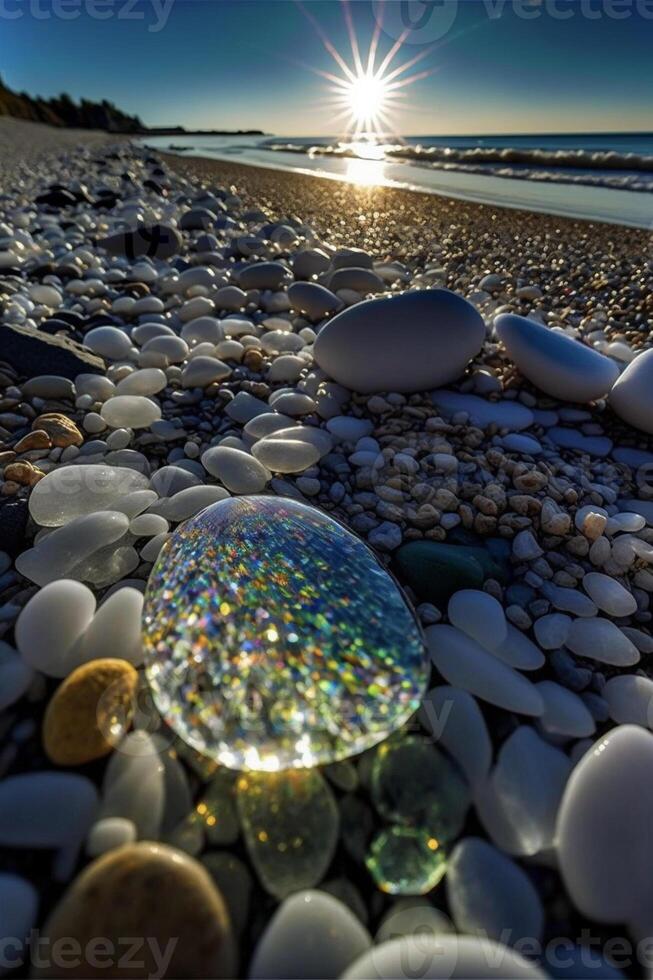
(3, 460), (44, 486)
(35, 842), (236, 978)
(43, 658), (138, 766)
(243, 349), (263, 371)
(32, 413), (83, 448)
(0, 450), (16, 465)
(14, 429), (52, 452)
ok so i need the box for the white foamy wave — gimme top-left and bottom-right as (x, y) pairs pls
(262, 141), (653, 192)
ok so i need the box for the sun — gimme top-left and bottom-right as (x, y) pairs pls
(345, 72), (390, 131)
(297, 0), (438, 141)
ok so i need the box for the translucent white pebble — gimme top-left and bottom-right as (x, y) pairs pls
(566, 617), (640, 666)
(490, 624), (545, 671)
(84, 325), (132, 360)
(446, 837), (544, 946)
(201, 446), (271, 493)
(419, 686), (491, 789)
(15, 580), (96, 677)
(603, 675), (653, 729)
(181, 356), (231, 388)
(244, 413), (298, 439)
(77, 587), (144, 667)
(29, 464), (148, 527)
(343, 935), (547, 979)
(251, 438), (321, 474)
(557, 726), (653, 934)
(116, 367), (167, 396)
(448, 590), (507, 650)
(99, 732), (164, 839)
(149, 485), (230, 522)
(140, 532), (170, 563)
(263, 425), (333, 457)
(249, 890), (371, 980)
(86, 817), (137, 857)
(492, 726), (571, 857)
(129, 513), (169, 537)
(426, 625), (544, 717)
(100, 395), (161, 429)
(535, 680), (596, 738)
(16, 511), (129, 586)
(582, 572), (637, 617)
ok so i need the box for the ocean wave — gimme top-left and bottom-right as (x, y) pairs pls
(261, 141), (653, 192)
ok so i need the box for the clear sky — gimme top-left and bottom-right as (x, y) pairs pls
(1, 0), (652, 136)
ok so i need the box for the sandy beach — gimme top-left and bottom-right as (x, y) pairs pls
(2, 120), (653, 976)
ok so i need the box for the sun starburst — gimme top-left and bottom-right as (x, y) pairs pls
(296, 0), (438, 140)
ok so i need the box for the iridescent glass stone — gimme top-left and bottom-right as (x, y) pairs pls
(143, 496), (428, 771)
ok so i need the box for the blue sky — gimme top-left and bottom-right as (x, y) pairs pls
(1, 0), (651, 135)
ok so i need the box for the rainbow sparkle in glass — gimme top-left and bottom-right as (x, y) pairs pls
(142, 496), (428, 771)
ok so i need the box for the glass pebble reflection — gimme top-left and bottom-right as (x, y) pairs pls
(143, 496), (428, 771)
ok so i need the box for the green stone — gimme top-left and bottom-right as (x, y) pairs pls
(237, 767), (339, 899)
(366, 827), (447, 895)
(371, 735), (470, 843)
(164, 810), (204, 856)
(394, 540), (505, 607)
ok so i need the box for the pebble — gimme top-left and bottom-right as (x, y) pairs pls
(492, 726), (571, 857)
(610, 348), (653, 434)
(100, 394), (161, 429)
(86, 816), (137, 857)
(446, 837), (544, 946)
(495, 313), (619, 402)
(287, 281), (341, 321)
(237, 769), (338, 900)
(343, 935), (547, 979)
(16, 510), (129, 586)
(38, 842), (236, 978)
(28, 464), (149, 527)
(248, 890), (371, 979)
(314, 289), (485, 393)
(0, 873), (38, 970)
(251, 438), (320, 474)
(201, 446), (271, 493)
(84, 325), (132, 360)
(15, 579), (96, 677)
(448, 589), (507, 650)
(582, 572), (637, 616)
(603, 675), (653, 729)
(0, 641), (34, 711)
(0, 772), (98, 880)
(536, 680), (596, 738)
(419, 686), (491, 789)
(426, 625), (544, 716)
(491, 624), (545, 671)
(565, 617), (640, 666)
(557, 726), (653, 934)
(116, 367), (167, 396)
(43, 658), (138, 765)
(182, 355), (231, 388)
(432, 391), (534, 431)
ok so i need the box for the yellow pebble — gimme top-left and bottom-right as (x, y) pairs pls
(43, 658), (138, 766)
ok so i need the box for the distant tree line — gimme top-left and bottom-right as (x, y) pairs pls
(0, 76), (145, 133)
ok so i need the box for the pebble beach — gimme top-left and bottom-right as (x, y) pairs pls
(2, 118), (653, 978)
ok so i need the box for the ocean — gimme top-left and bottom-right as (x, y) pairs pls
(141, 132), (653, 228)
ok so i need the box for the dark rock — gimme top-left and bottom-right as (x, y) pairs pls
(39, 319), (78, 338)
(394, 540), (506, 608)
(35, 189), (77, 208)
(0, 322), (105, 380)
(0, 497), (28, 557)
(97, 223), (181, 261)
